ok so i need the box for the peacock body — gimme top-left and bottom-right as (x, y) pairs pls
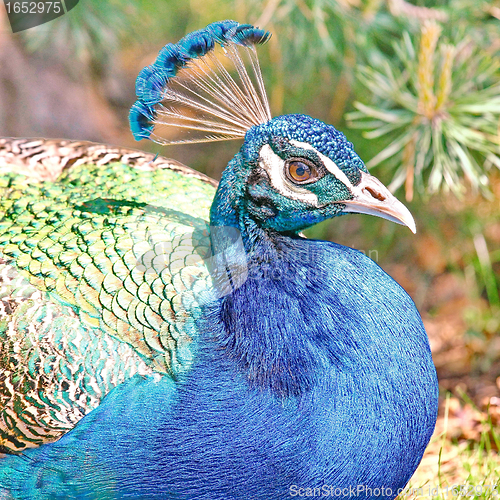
(0, 21), (438, 500)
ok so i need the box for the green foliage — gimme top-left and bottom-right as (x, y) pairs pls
(20, 0), (139, 73)
(240, 1), (500, 204)
(242, 0), (417, 119)
(347, 19), (500, 199)
(18, 0), (201, 75)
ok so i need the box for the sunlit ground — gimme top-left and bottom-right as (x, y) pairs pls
(407, 396), (500, 499)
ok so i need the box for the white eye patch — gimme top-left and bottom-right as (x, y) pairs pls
(258, 144), (319, 205)
(289, 140), (355, 191)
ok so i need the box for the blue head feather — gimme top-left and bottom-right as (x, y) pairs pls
(129, 20), (271, 141)
(244, 114), (368, 181)
(210, 114), (370, 235)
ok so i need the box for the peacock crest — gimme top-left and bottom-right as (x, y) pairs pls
(130, 21), (272, 145)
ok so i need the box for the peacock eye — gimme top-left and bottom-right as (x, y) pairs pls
(285, 159), (318, 184)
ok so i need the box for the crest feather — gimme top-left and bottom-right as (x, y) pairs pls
(130, 21), (272, 145)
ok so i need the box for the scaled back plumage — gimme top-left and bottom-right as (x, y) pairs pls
(0, 20), (437, 500)
(0, 139), (217, 452)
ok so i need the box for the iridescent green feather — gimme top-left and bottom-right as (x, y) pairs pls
(0, 138), (217, 453)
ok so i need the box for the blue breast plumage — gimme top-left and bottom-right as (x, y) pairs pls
(0, 21), (438, 500)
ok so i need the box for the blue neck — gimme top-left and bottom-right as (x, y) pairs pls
(209, 153), (302, 259)
(206, 149), (435, 409)
(208, 154), (434, 398)
(209, 152), (252, 232)
(202, 232), (435, 400)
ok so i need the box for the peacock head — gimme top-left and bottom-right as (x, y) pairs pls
(210, 113), (415, 235)
(130, 20), (415, 237)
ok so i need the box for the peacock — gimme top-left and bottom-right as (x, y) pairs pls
(0, 20), (438, 500)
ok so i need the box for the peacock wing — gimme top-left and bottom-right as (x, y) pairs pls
(0, 138), (217, 453)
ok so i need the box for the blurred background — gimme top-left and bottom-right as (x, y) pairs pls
(1, 0), (500, 487)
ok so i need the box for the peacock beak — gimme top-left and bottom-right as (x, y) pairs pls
(340, 171), (416, 234)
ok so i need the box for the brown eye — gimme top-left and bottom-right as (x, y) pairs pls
(286, 160), (317, 183)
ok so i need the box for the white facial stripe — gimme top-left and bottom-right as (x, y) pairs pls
(259, 144), (318, 205)
(289, 140), (355, 191)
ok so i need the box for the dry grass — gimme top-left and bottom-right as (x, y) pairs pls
(406, 395), (500, 500)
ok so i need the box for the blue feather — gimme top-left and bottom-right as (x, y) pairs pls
(129, 100), (156, 139)
(0, 239), (437, 499)
(129, 20), (271, 141)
